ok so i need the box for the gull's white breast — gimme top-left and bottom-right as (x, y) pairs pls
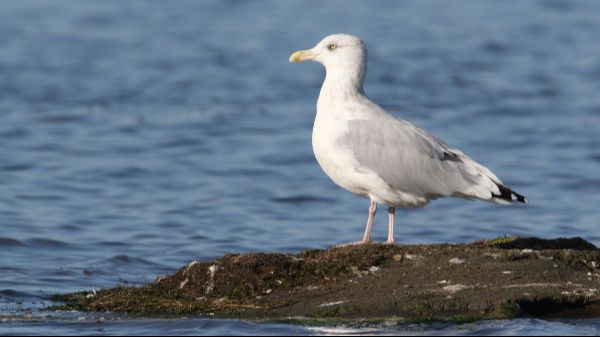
(312, 109), (363, 193)
(312, 113), (373, 198)
(311, 100), (427, 207)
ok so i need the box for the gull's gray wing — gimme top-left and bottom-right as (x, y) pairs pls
(341, 117), (502, 201)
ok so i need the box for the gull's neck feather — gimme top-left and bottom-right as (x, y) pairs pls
(319, 61), (367, 104)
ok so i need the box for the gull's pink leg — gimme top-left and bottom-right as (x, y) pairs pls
(385, 206), (395, 244)
(359, 200), (377, 244)
(338, 200), (376, 246)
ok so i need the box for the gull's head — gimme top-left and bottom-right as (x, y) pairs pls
(289, 34), (367, 72)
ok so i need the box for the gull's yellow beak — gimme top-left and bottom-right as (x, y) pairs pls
(289, 49), (317, 63)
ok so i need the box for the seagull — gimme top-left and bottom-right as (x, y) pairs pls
(289, 34), (527, 245)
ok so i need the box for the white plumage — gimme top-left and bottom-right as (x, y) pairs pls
(290, 34), (527, 245)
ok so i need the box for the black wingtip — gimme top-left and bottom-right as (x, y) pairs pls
(495, 184), (528, 203)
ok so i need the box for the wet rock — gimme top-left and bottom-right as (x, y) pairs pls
(52, 237), (600, 323)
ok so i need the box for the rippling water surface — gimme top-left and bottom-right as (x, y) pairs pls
(1, 1), (600, 335)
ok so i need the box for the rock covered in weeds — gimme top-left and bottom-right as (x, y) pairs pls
(53, 237), (600, 323)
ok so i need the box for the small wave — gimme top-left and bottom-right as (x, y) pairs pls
(588, 154), (600, 162)
(561, 178), (600, 191)
(107, 255), (163, 267)
(0, 289), (45, 300)
(0, 128), (29, 139)
(158, 137), (204, 149)
(96, 241), (130, 248)
(112, 255), (133, 264)
(0, 267), (28, 275)
(105, 167), (151, 179)
(0, 163), (34, 172)
(480, 40), (510, 55)
(0, 237), (27, 247)
(271, 195), (335, 204)
(37, 114), (87, 124)
(24, 238), (73, 249)
(50, 268), (78, 277)
(15, 194), (66, 201)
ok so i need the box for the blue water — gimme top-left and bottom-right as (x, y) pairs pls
(1, 0), (600, 335)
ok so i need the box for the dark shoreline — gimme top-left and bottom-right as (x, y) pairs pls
(52, 237), (600, 324)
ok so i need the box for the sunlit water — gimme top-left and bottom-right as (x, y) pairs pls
(1, 0), (600, 335)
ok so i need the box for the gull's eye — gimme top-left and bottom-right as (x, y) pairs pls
(327, 44), (337, 51)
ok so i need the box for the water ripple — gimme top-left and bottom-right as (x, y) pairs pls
(0, 238), (27, 248)
(24, 238), (74, 249)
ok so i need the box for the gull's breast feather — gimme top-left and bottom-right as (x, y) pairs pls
(311, 102), (430, 208)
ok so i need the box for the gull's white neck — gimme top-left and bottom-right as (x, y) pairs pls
(317, 63), (367, 111)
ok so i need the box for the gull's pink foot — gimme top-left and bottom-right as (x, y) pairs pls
(337, 200), (377, 248)
(336, 239), (371, 247)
